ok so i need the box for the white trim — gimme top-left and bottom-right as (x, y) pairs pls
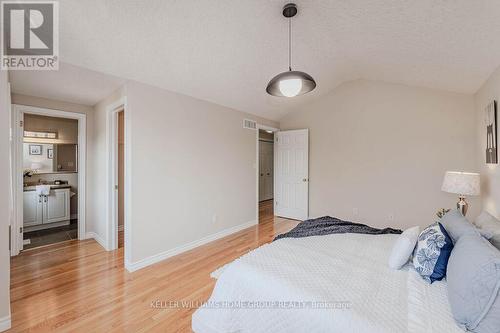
(85, 232), (107, 250)
(105, 97), (130, 266)
(255, 124), (279, 222)
(125, 219), (257, 272)
(0, 315), (11, 332)
(11, 104), (86, 256)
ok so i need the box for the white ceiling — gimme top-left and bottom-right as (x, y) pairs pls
(12, 1), (500, 120)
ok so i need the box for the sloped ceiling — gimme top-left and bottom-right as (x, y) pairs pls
(13, 1), (500, 120)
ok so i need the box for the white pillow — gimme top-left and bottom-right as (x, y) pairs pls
(388, 226), (420, 270)
(474, 211), (500, 249)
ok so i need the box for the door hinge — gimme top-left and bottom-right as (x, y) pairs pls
(19, 120), (23, 127)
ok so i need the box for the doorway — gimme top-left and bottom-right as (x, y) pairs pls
(117, 111), (124, 248)
(258, 129), (274, 221)
(105, 96), (128, 262)
(11, 105), (87, 255)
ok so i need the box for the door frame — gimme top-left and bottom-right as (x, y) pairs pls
(255, 124), (279, 222)
(105, 97), (131, 266)
(11, 104), (87, 256)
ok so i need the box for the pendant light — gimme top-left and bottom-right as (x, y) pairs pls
(266, 3), (316, 97)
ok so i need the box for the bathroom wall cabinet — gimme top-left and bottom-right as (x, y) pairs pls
(23, 188), (71, 230)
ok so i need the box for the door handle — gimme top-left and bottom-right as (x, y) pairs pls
(267, 173), (270, 176)
(39, 195), (42, 203)
(260, 173), (264, 176)
(302, 178), (308, 182)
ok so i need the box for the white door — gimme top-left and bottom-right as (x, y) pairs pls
(274, 129), (309, 220)
(259, 141), (274, 201)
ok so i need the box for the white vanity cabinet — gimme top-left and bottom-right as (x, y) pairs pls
(23, 188), (71, 229)
(23, 191), (43, 226)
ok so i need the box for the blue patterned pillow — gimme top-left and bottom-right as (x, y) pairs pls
(413, 222), (453, 283)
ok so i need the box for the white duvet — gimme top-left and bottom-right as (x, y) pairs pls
(192, 233), (464, 333)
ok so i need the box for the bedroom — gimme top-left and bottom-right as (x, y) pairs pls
(0, 1), (500, 332)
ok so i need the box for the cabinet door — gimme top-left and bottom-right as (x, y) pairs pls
(45, 189), (70, 224)
(23, 191), (42, 226)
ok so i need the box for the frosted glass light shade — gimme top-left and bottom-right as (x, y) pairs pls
(279, 78), (302, 97)
(266, 70), (316, 97)
(441, 171), (480, 196)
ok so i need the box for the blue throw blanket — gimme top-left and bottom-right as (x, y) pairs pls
(274, 216), (402, 241)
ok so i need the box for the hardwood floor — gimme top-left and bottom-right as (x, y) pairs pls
(9, 202), (298, 332)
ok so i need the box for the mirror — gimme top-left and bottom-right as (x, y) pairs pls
(23, 142), (78, 174)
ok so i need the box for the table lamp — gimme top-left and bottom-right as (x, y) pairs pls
(441, 171), (480, 216)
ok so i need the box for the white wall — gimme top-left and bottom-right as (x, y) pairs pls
(88, 88), (125, 245)
(475, 65), (500, 219)
(97, 81), (277, 266)
(280, 80), (479, 229)
(0, 71), (12, 330)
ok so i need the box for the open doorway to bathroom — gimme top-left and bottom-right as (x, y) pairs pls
(11, 104), (87, 256)
(258, 128), (275, 223)
(21, 113), (79, 249)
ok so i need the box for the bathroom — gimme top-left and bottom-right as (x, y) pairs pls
(22, 113), (79, 249)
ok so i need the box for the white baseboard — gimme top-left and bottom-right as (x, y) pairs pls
(85, 232), (108, 251)
(125, 220), (257, 273)
(0, 315), (11, 332)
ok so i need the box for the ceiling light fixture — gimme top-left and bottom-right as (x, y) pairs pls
(266, 3), (316, 98)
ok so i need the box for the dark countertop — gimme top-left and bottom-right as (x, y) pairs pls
(23, 184), (72, 192)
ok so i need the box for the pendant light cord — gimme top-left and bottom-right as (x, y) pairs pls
(288, 17), (292, 71)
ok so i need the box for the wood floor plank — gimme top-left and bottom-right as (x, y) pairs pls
(9, 200), (298, 332)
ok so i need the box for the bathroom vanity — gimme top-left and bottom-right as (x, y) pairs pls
(23, 185), (71, 231)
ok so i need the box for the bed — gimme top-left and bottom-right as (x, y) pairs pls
(192, 231), (464, 333)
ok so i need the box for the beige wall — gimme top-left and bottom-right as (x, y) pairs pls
(280, 80), (479, 229)
(23, 114), (78, 144)
(89, 88), (126, 244)
(0, 71), (11, 329)
(123, 81), (277, 263)
(475, 65), (500, 219)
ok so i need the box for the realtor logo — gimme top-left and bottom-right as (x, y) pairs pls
(1, 1), (59, 70)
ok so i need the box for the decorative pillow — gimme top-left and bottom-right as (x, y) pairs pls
(388, 226), (420, 270)
(440, 209), (479, 244)
(413, 222), (453, 283)
(446, 234), (500, 332)
(474, 211), (500, 250)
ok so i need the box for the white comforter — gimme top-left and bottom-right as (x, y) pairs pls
(192, 233), (464, 333)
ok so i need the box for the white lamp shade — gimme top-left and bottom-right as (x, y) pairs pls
(441, 171), (480, 196)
